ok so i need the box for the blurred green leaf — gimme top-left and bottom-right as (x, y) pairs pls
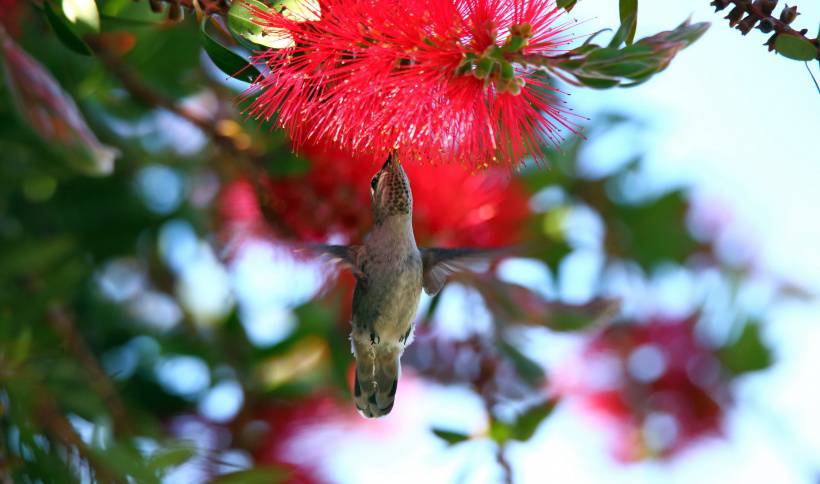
(149, 444), (197, 472)
(43, 2), (93, 55)
(462, 274), (617, 332)
(774, 34), (817, 61)
(489, 418), (512, 444)
(212, 467), (288, 484)
(618, 0), (638, 45)
(719, 320), (773, 375)
(432, 428), (471, 446)
(10, 329), (32, 365)
(510, 399), (558, 441)
(610, 13), (636, 48)
(0, 237), (76, 277)
(611, 191), (700, 269)
(498, 341), (546, 386)
(201, 18), (262, 84)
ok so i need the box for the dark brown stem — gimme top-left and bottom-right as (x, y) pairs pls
(46, 306), (133, 437)
(496, 444), (514, 484)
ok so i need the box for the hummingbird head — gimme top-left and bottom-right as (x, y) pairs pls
(370, 153), (412, 223)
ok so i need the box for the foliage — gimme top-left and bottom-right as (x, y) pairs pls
(0, 1), (803, 482)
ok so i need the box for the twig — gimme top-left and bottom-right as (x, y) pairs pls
(710, 0), (819, 58)
(145, 0), (230, 17)
(495, 444), (514, 484)
(33, 389), (121, 483)
(806, 62), (820, 94)
(46, 306), (133, 437)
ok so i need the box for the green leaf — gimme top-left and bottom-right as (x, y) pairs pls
(612, 190), (701, 269)
(212, 467), (288, 484)
(556, 0), (577, 10)
(498, 341), (546, 386)
(149, 444), (197, 471)
(200, 18), (263, 83)
(510, 399), (559, 441)
(575, 74), (621, 89)
(718, 321), (773, 375)
(774, 34), (818, 61)
(43, 2), (92, 55)
(618, 0), (638, 45)
(62, 0), (100, 33)
(431, 428), (471, 446)
(610, 12), (637, 48)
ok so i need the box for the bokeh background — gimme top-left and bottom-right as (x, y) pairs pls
(1, 0), (818, 483)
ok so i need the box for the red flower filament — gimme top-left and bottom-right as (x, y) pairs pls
(245, 0), (578, 168)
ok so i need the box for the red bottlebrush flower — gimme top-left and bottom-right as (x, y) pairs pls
(245, 0), (577, 168)
(559, 318), (730, 461)
(218, 141), (531, 246)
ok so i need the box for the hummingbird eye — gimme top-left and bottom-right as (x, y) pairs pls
(370, 175), (379, 192)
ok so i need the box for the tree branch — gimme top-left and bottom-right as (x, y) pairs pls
(710, 0), (819, 57)
(33, 389), (121, 483)
(46, 306), (133, 437)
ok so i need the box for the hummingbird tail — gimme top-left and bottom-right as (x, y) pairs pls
(353, 357), (399, 418)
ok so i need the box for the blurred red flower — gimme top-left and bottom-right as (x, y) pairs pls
(219, 141), (531, 247)
(245, 0), (576, 168)
(560, 319), (730, 461)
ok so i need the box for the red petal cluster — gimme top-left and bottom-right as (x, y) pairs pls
(562, 319), (730, 461)
(218, 141), (531, 247)
(246, 0), (576, 168)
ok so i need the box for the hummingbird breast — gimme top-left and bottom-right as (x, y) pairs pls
(349, 216), (422, 417)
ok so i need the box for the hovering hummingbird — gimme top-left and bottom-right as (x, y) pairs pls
(305, 153), (508, 418)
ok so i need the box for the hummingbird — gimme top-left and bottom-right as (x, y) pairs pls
(306, 153), (507, 418)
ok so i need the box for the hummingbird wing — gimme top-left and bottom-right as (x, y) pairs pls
(298, 244), (365, 279)
(420, 247), (510, 296)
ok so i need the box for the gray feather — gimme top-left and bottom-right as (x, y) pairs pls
(420, 247), (510, 296)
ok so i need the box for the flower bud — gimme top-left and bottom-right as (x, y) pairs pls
(473, 57), (495, 79)
(755, 0), (777, 15)
(725, 6), (744, 27)
(737, 15), (757, 34)
(509, 23), (533, 39)
(779, 5), (798, 24)
(499, 60), (515, 80)
(757, 18), (775, 33)
(710, 0), (731, 11)
(764, 33), (777, 51)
